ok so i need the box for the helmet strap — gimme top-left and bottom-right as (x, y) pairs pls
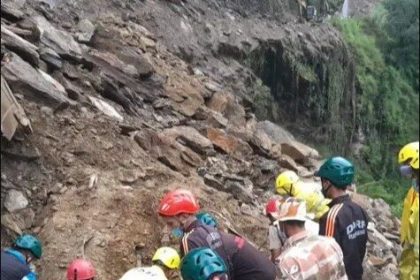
(289, 183), (294, 196)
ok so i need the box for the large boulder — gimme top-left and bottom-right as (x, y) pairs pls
(31, 16), (82, 60)
(255, 121), (295, 144)
(207, 128), (252, 157)
(281, 141), (320, 163)
(133, 129), (202, 176)
(162, 126), (214, 156)
(207, 91), (246, 127)
(2, 52), (72, 107)
(1, 25), (40, 66)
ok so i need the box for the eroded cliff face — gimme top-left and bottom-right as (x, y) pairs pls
(129, 0), (357, 152)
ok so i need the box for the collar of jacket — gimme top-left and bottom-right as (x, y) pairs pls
(184, 219), (201, 233)
(283, 230), (311, 249)
(328, 194), (351, 207)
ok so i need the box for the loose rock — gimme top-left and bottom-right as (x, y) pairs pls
(5, 189), (29, 212)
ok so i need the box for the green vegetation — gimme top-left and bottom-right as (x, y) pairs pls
(331, 0), (419, 216)
(249, 79), (281, 122)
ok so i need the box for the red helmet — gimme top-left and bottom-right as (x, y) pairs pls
(158, 189), (200, 216)
(265, 198), (282, 220)
(67, 259), (96, 280)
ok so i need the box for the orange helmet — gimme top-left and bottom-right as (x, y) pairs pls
(158, 189), (200, 216)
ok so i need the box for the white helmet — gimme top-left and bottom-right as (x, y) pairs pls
(119, 266), (168, 280)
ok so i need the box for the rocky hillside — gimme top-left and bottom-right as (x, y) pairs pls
(1, 0), (401, 279)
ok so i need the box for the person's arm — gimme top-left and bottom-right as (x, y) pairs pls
(319, 205), (342, 243)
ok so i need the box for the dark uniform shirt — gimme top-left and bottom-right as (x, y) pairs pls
(180, 221), (277, 280)
(319, 195), (369, 280)
(1, 249), (32, 280)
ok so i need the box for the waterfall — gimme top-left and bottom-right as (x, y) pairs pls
(341, 0), (349, 18)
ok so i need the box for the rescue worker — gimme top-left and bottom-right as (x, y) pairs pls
(157, 188), (277, 280)
(119, 247), (180, 280)
(66, 259), (96, 280)
(275, 197), (347, 279)
(180, 247), (229, 280)
(398, 141), (419, 280)
(316, 156), (368, 280)
(275, 170), (330, 220)
(1, 234), (42, 280)
(265, 196), (319, 261)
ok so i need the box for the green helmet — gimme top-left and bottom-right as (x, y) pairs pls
(181, 248), (227, 280)
(196, 212), (218, 228)
(14, 234), (42, 259)
(315, 157), (355, 188)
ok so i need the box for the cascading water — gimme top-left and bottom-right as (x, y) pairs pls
(341, 0), (349, 18)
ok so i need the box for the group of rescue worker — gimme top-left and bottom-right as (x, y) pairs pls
(1, 142), (418, 280)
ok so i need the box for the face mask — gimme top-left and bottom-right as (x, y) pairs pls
(171, 227), (184, 238)
(400, 165), (413, 178)
(321, 182), (332, 198)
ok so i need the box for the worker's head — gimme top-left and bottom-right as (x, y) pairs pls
(181, 248), (228, 280)
(66, 259), (96, 280)
(275, 170), (300, 196)
(196, 212), (218, 228)
(13, 234), (42, 263)
(152, 247), (180, 277)
(277, 197), (307, 238)
(158, 189), (200, 238)
(398, 142), (419, 182)
(315, 157), (355, 199)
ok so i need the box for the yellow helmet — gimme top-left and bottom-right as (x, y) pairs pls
(152, 247), (181, 270)
(275, 170), (299, 195)
(399, 142), (419, 169)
